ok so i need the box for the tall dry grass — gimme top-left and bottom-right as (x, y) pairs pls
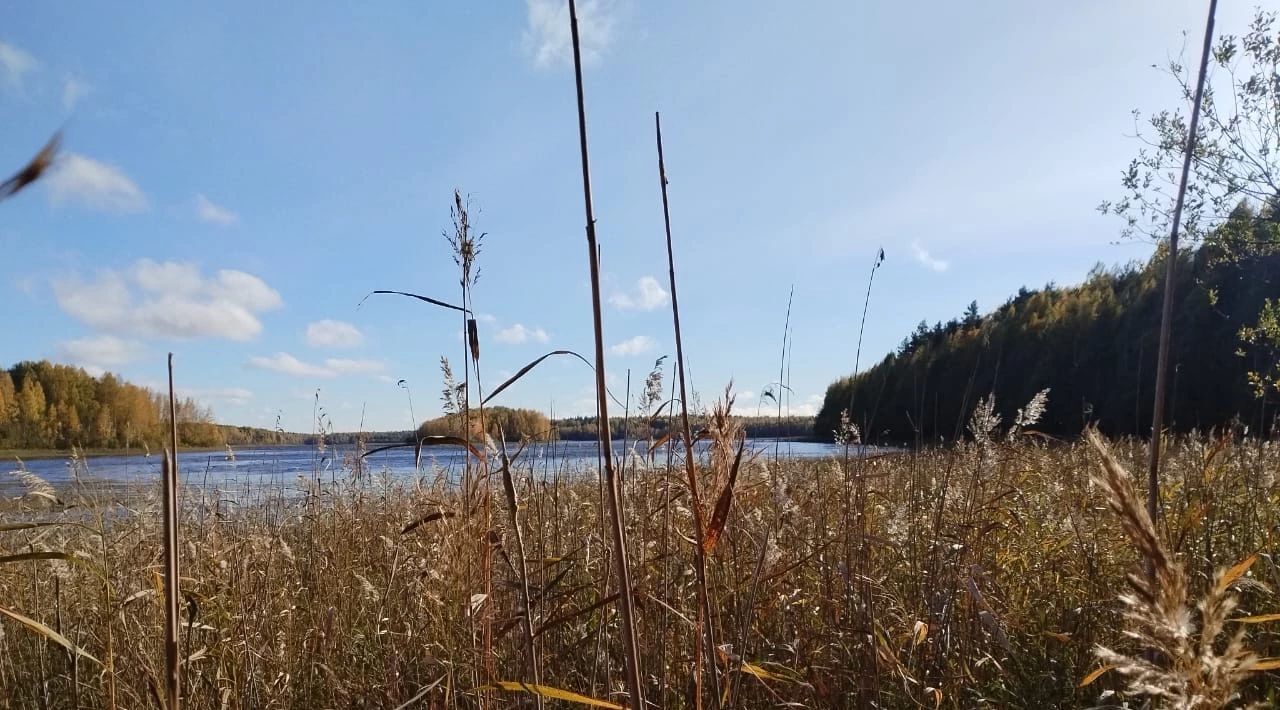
(3, 415), (1278, 708)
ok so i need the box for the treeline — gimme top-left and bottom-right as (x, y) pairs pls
(0, 360), (224, 449)
(417, 407), (556, 442)
(413, 409), (815, 443)
(555, 415), (815, 441)
(816, 244), (1280, 443)
(218, 426), (307, 447)
(0, 360), (319, 451)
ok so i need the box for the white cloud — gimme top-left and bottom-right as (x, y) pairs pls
(62, 76), (89, 109)
(0, 41), (35, 89)
(610, 335), (655, 357)
(788, 394), (826, 417)
(306, 319), (364, 348)
(53, 259), (282, 341)
(523, 0), (616, 69)
(248, 353), (333, 378)
(910, 240), (949, 272)
(494, 323), (550, 345)
(608, 276), (669, 311)
(195, 194), (238, 225)
(58, 335), (144, 369)
(185, 387), (253, 407)
(46, 153), (147, 213)
(247, 353), (385, 378)
(324, 358), (385, 375)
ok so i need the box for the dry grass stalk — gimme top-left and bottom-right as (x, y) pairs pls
(0, 435), (1277, 707)
(567, 1), (645, 705)
(1145, 0), (1218, 533)
(498, 436), (542, 706)
(655, 109), (722, 708)
(162, 354), (182, 709)
(1085, 429), (1274, 709)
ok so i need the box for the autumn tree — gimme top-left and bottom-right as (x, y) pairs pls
(1100, 8), (1280, 397)
(0, 371), (16, 442)
(0, 360), (226, 450)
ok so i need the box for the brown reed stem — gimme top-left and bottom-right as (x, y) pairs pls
(162, 353), (182, 709)
(567, 1), (645, 706)
(655, 110), (722, 709)
(1146, 0), (1217, 542)
(498, 439), (542, 708)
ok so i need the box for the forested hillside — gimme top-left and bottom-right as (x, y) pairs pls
(555, 415), (815, 441)
(816, 244), (1280, 443)
(0, 360), (302, 450)
(418, 406), (557, 442)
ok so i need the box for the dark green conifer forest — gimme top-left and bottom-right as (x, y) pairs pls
(817, 238), (1280, 443)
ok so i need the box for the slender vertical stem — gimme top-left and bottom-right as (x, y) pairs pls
(622, 369), (631, 488)
(775, 287), (793, 468)
(498, 440), (541, 707)
(655, 111), (722, 709)
(1147, 0), (1217, 533)
(846, 247), (884, 452)
(567, 2), (645, 706)
(162, 354), (182, 709)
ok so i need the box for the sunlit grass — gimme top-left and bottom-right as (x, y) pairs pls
(2, 429), (1277, 708)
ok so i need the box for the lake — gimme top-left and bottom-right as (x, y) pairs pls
(4, 439), (861, 496)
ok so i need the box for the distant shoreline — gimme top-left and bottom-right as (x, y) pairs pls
(1, 444), (292, 462)
(4, 436), (835, 463)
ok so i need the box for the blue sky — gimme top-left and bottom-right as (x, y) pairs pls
(0, 1), (1252, 432)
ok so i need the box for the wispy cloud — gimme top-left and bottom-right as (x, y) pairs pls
(195, 193), (238, 225)
(247, 352), (386, 378)
(58, 335), (144, 370)
(494, 323), (550, 345)
(788, 393), (826, 417)
(523, 0), (616, 69)
(62, 76), (89, 109)
(46, 153), (147, 213)
(910, 240), (949, 272)
(53, 259), (282, 341)
(609, 335), (655, 357)
(324, 358), (386, 376)
(248, 353), (332, 378)
(0, 41), (36, 90)
(186, 386), (253, 407)
(608, 276), (669, 311)
(306, 319), (364, 348)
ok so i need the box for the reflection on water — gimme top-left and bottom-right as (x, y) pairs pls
(5, 439), (876, 501)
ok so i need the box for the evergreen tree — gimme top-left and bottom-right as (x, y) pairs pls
(816, 244), (1280, 442)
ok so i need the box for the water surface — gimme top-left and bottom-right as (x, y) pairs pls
(5, 439), (864, 497)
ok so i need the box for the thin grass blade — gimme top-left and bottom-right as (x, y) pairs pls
(0, 606), (100, 665)
(484, 681), (622, 709)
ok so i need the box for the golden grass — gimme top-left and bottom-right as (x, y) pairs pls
(1, 432), (1278, 708)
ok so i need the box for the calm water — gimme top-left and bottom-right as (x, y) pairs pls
(6, 439), (857, 495)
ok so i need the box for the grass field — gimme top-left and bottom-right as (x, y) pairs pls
(2, 421), (1278, 708)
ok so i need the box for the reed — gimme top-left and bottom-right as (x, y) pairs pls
(2, 428), (1276, 708)
(1146, 0), (1217, 531)
(1084, 429), (1278, 707)
(567, 1), (645, 706)
(655, 110), (721, 709)
(162, 354), (181, 709)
